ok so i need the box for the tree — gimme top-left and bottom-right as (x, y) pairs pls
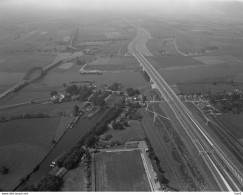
(73, 105), (79, 117)
(50, 90), (58, 97)
(66, 85), (78, 95)
(112, 121), (119, 129)
(0, 166), (9, 174)
(126, 88), (140, 97)
(109, 82), (120, 91)
(37, 174), (63, 191)
(0, 116), (7, 122)
(157, 172), (168, 184)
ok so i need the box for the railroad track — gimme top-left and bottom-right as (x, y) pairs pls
(131, 40), (243, 191)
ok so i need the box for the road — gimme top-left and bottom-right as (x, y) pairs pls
(130, 27), (243, 191)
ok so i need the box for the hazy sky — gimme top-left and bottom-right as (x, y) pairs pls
(0, 0), (242, 14)
(0, 0), (241, 9)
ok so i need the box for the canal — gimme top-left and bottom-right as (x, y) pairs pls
(16, 108), (108, 190)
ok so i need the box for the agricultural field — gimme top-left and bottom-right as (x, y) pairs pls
(62, 164), (86, 191)
(0, 83), (61, 106)
(0, 54), (56, 73)
(0, 118), (60, 190)
(41, 71), (147, 89)
(158, 64), (243, 87)
(87, 57), (139, 71)
(0, 100), (80, 190)
(94, 150), (150, 191)
(0, 18), (73, 53)
(216, 113), (243, 141)
(0, 102), (82, 118)
(147, 56), (204, 69)
(78, 19), (134, 42)
(146, 38), (178, 57)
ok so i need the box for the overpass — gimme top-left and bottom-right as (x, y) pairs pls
(131, 37), (243, 191)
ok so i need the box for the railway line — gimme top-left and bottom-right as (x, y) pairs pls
(131, 38), (243, 191)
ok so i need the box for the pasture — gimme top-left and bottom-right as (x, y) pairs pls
(0, 118), (61, 190)
(0, 102), (82, 118)
(0, 19), (73, 53)
(148, 56), (204, 69)
(94, 150), (150, 191)
(158, 64), (243, 84)
(87, 57), (139, 71)
(62, 165), (86, 191)
(0, 54), (56, 73)
(217, 114), (243, 140)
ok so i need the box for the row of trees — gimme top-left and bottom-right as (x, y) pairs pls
(23, 174), (63, 191)
(65, 84), (93, 101)
(23, 101), (125, 191)
(209, 91), (243, 114)
(126, 88), (140, 97)
(0, 165), (9, 174)
(90, 91), (110, 107)
(109, 82), (122, 91)
(76, 58), (86, 66)
(0, 113), (50, 123)
(144, 138), (168, 185)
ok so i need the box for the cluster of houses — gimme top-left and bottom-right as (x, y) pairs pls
(51, 92), (66, 103)
(125, 94), (146, 106)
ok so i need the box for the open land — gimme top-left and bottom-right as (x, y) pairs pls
(94, 150), (150, 191)
(0, 118), (60, 190)
(86, 57), (139, 71)
(216, 113), (243, 142)
(62, 164), (86, 191)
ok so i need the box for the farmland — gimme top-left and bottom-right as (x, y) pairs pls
(0, 54), (56, 73)
(0, 118), (61, 190)
(94, 150), (150, 191)
(138, 15), (243, 97)
(86, 57), (139, 71)
(62, 164), (86, 191)
(216, 113), (243, 141)
(0, 102), (82, 118)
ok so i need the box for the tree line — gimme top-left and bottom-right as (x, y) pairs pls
(0, 113), (50, 123)
(23, 100), (125, 191)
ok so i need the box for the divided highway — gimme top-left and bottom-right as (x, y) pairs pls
(131, 39), (243, 191)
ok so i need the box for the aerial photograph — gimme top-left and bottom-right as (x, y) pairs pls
(0, 0), (242, 192)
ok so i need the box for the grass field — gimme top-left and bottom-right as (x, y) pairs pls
(62, 164), (86, 191)
(0, 18), (73, 53)
(94, 150), (150, 191)
(217, 113), (243, 140)
(0, 54), (56, 73)
(0, 143), (47, 190)
(42, 71), (147, 89)
(148, 56), (204, 69)
(158, 64), (243, 84)
(87, 57), (139, 71)
(0, 102), (81, 118)
(0, 117), (61, 190)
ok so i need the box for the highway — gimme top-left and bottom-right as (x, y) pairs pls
(130, 31), (243, 191)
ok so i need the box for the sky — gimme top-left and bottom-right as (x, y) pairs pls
(0, 0), (242, 14)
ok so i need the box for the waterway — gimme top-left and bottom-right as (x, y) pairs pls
(16, 108), (108, 190)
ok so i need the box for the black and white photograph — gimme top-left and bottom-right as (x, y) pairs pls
(0, 0), (242, 193)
